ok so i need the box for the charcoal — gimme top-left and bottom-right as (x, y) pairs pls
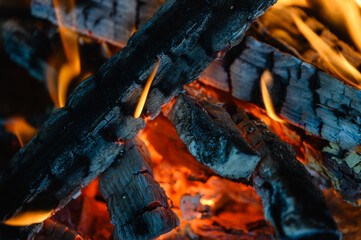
(0, 0), (277, 224)
(201, 36), (361, 150)
(99, 138), (179, 239)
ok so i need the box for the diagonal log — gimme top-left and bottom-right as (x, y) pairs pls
(0, 0), (277, 224)
(99, 138), (179, 239)
(166, 88), (340, 239)
(201, 36), (361, 150)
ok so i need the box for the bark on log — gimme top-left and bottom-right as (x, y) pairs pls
(166, 88), (340, 239)
(0, 0), (277, 224)
(201, 36), (361, 150)
(165, 87), (260, 181)
(99, 138), (179, 240)
(31, 0), (164, 47)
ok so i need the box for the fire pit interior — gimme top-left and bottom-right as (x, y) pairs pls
(1, 0), (361, 239)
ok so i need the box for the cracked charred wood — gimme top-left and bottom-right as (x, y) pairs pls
(2, 19), (108, 83)
(99, 138), (179, 240)
(165, 87), (340, 239)
(201, 36), (361, 150)
(31, 0), (164, 47)
(34, 219), (88, 240)
(165, 87), (261, 181)
(231, 108), (341, 240)
(0, 0), (277, 224)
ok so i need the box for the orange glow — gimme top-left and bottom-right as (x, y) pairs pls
(276, 0), (308, 7)
(291, 9), (361, 89)
(134, 60), (161, 118)
(3, 210), (53, 226)
(49, 0), (81, 108)
(3, 117), (37, 147)
(200, 198), (215, 206)
(260, 70), (286, 124)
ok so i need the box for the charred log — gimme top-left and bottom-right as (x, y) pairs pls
(166, 88), (340, 239)
(31, 0), (164, 46)
(0, 0), (277, 224)
(201, 36), (361, 150)
(34, 219), (88, 240)
(99, 138), (179, 239)
(2, 19), (108, 83)
(164, 87), (260, 181)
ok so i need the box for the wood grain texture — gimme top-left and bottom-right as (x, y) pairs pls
(99, 139), (179, 240)
(201, 36), (361, 150)
(0, 0), (277, 223)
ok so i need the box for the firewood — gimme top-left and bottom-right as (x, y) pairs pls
(0, 0), (277, 225)
(34, 219), (88, 240)
(31, 0), (164, 47)
(2, 19), (109, 83)
(99, 138), (179, 240)
(166, 88), (340, 239)
(164, 87), (260, 182)
(201, 36), (361, 150)
(0, 222), (42, 240)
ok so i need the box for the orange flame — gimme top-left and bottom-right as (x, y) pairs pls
(134, 60), (161, 118)
(3, 117), (37, 147)
(3, 210), (54, 226)
(48, 0), (81, 108)
(290, 6), (361, 89)
(260, 70), (286, 124)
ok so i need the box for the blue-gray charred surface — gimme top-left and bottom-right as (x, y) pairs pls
(165, 87), (260, 182)
(99, 139), (179, 240)
(201, 36), (361, 150)
(31, 0), (164, 47)
(166, 87), (340, 239)
(0, 0), (277, 227)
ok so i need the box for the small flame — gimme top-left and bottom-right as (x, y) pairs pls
(200, 198), (215, 206)
(291, 9), (361, 89)
(260, 70), (286, 124)
(134, 60), (161, 118)
(49, 0), (81, 108)
(3, 117), (37, 147)
(3, 210), (53, 226)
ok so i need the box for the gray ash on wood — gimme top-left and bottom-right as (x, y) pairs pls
(201, 36), (361, 150)
(166, 87), (340, 239)
(31, 0), (164, 47)
(165, 87), (260, 181)
(0, 0), (277, 227)
(99, 138), (179, 240)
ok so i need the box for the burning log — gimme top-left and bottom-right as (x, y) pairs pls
(166, 88), (340, 239)
(164, 87), (260, 181)
(99, 138), (179, 239)
(34, 219), (88, 240)
(31, 0), (164, 47)
(0, 0), (277, 228)
(201, 36), (361, 150)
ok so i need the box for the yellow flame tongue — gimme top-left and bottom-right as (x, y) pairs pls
(134, 60), (161, 119)
(3, 210), (53, 226)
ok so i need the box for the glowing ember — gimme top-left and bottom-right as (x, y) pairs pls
(3, 210), (53, 226)
(260, 70), (286, 124)
(3, 117), (37, 147)
(49, 0), (81, 108)
(134, 60), (161, 118)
